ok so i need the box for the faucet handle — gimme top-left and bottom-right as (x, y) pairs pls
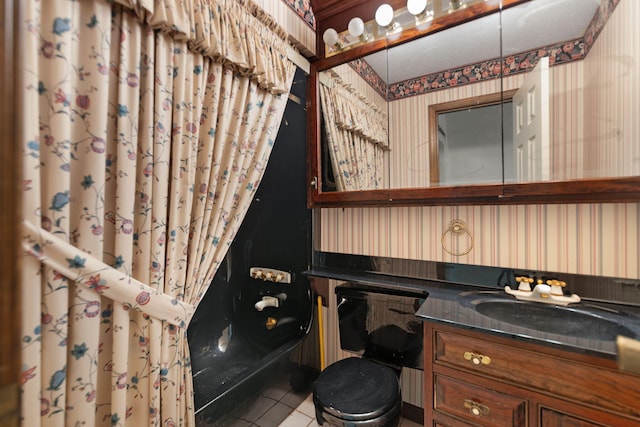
(546, 279), (566, 287)
(515, 276), (534, 291)
(546, 279), (567, 296)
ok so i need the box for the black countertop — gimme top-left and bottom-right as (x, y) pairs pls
(306, 262), (640, 361)
(413, 280), (640, 360)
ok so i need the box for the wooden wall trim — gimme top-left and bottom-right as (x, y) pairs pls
(0, 0), (21, 424)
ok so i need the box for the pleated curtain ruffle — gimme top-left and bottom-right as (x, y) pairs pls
(113, 0), (292, 94)
(322, 72), (388, 146)
(319, 72), (388, 191)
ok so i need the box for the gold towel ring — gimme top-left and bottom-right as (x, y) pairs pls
(441, 219), (474, 256)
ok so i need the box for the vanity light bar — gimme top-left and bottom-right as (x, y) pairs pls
(375, 4), (397, 29)
(322, 0), (480, 57)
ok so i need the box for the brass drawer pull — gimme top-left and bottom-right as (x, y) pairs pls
(464, 399), (491, 417)
(464, 351), (491, 366)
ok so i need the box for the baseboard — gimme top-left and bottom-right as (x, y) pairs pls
(402, 401), (424, 425)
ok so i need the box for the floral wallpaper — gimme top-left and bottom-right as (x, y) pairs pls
(283, 0), (315, 29)
(348, 57), (388, 99)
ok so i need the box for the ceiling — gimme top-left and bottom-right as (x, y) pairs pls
(363, 0), (600, 84)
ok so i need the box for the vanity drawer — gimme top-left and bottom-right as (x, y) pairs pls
(434, 374), (527, 427)
(540, 408), (611, 427)
(434, 330), (529, 377)
(433, 330), (640, 419)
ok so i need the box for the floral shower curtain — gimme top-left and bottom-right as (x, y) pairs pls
(319, 72), (388, 191)
(19, 0), (295, 425)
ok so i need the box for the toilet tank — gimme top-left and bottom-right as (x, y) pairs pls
(336, 282), (427, 370)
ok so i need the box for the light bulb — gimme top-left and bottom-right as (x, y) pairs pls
(348, 17), (365, 37)
(375, 4), (395, 27)
(322, 28), (339, 47)
(407, 0), (427, 16)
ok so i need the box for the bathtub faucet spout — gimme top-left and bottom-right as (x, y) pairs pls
(254, 294), (287, 311)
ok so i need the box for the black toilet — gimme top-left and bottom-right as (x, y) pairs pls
(313, 282), (426, 427)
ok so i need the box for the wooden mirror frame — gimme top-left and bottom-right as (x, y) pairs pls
(307, 0), (640, 207)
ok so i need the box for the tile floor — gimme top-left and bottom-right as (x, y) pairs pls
(197, 366), (422, 426)
(277, 393), (423, 427)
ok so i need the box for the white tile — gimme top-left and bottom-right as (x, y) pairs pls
(400, 418), (423, 427)
(290, 394), (425, 427)
(295, 394), (316, 418)
(217, 418), (254, 427)
(277, 410), (313, 427)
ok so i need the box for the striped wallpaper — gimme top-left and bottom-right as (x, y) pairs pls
(321, 0), (640, 280)
(389, 50), (638, 187)
(389, 76), (505, 188)
(319, 203), (639, 279)
(584, 0), (640, 178)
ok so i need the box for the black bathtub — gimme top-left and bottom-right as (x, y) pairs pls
(188, 260), (315, 425)
(189, 67), (314, 425)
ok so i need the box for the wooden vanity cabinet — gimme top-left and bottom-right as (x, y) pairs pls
(423, 323), (640, 427)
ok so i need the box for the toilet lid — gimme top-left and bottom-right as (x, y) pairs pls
(313, 357), (400, 421)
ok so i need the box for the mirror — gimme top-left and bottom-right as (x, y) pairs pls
(318, 54), (389, 192)
(387, 8), (502, 189)
(429, 90), (516, 187)
(501, 0), (640, 184)
(309, 0), (640, 206)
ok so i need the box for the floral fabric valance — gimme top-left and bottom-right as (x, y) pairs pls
(319, 72), (388, 191)
(113, 0), (293, 94)
(320, 72), (389, 147)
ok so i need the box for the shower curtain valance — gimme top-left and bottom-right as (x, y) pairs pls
(113, 0), (292, 94)
(319, 72), (388, 191)
(320, 72), (389, 146)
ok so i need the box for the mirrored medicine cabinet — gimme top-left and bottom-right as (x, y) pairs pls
(307, 0), (640, 207)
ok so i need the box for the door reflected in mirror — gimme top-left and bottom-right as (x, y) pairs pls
(431, 94), (514, 187)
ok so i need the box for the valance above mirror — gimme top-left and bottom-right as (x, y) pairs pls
(308, 0), (640, 207)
